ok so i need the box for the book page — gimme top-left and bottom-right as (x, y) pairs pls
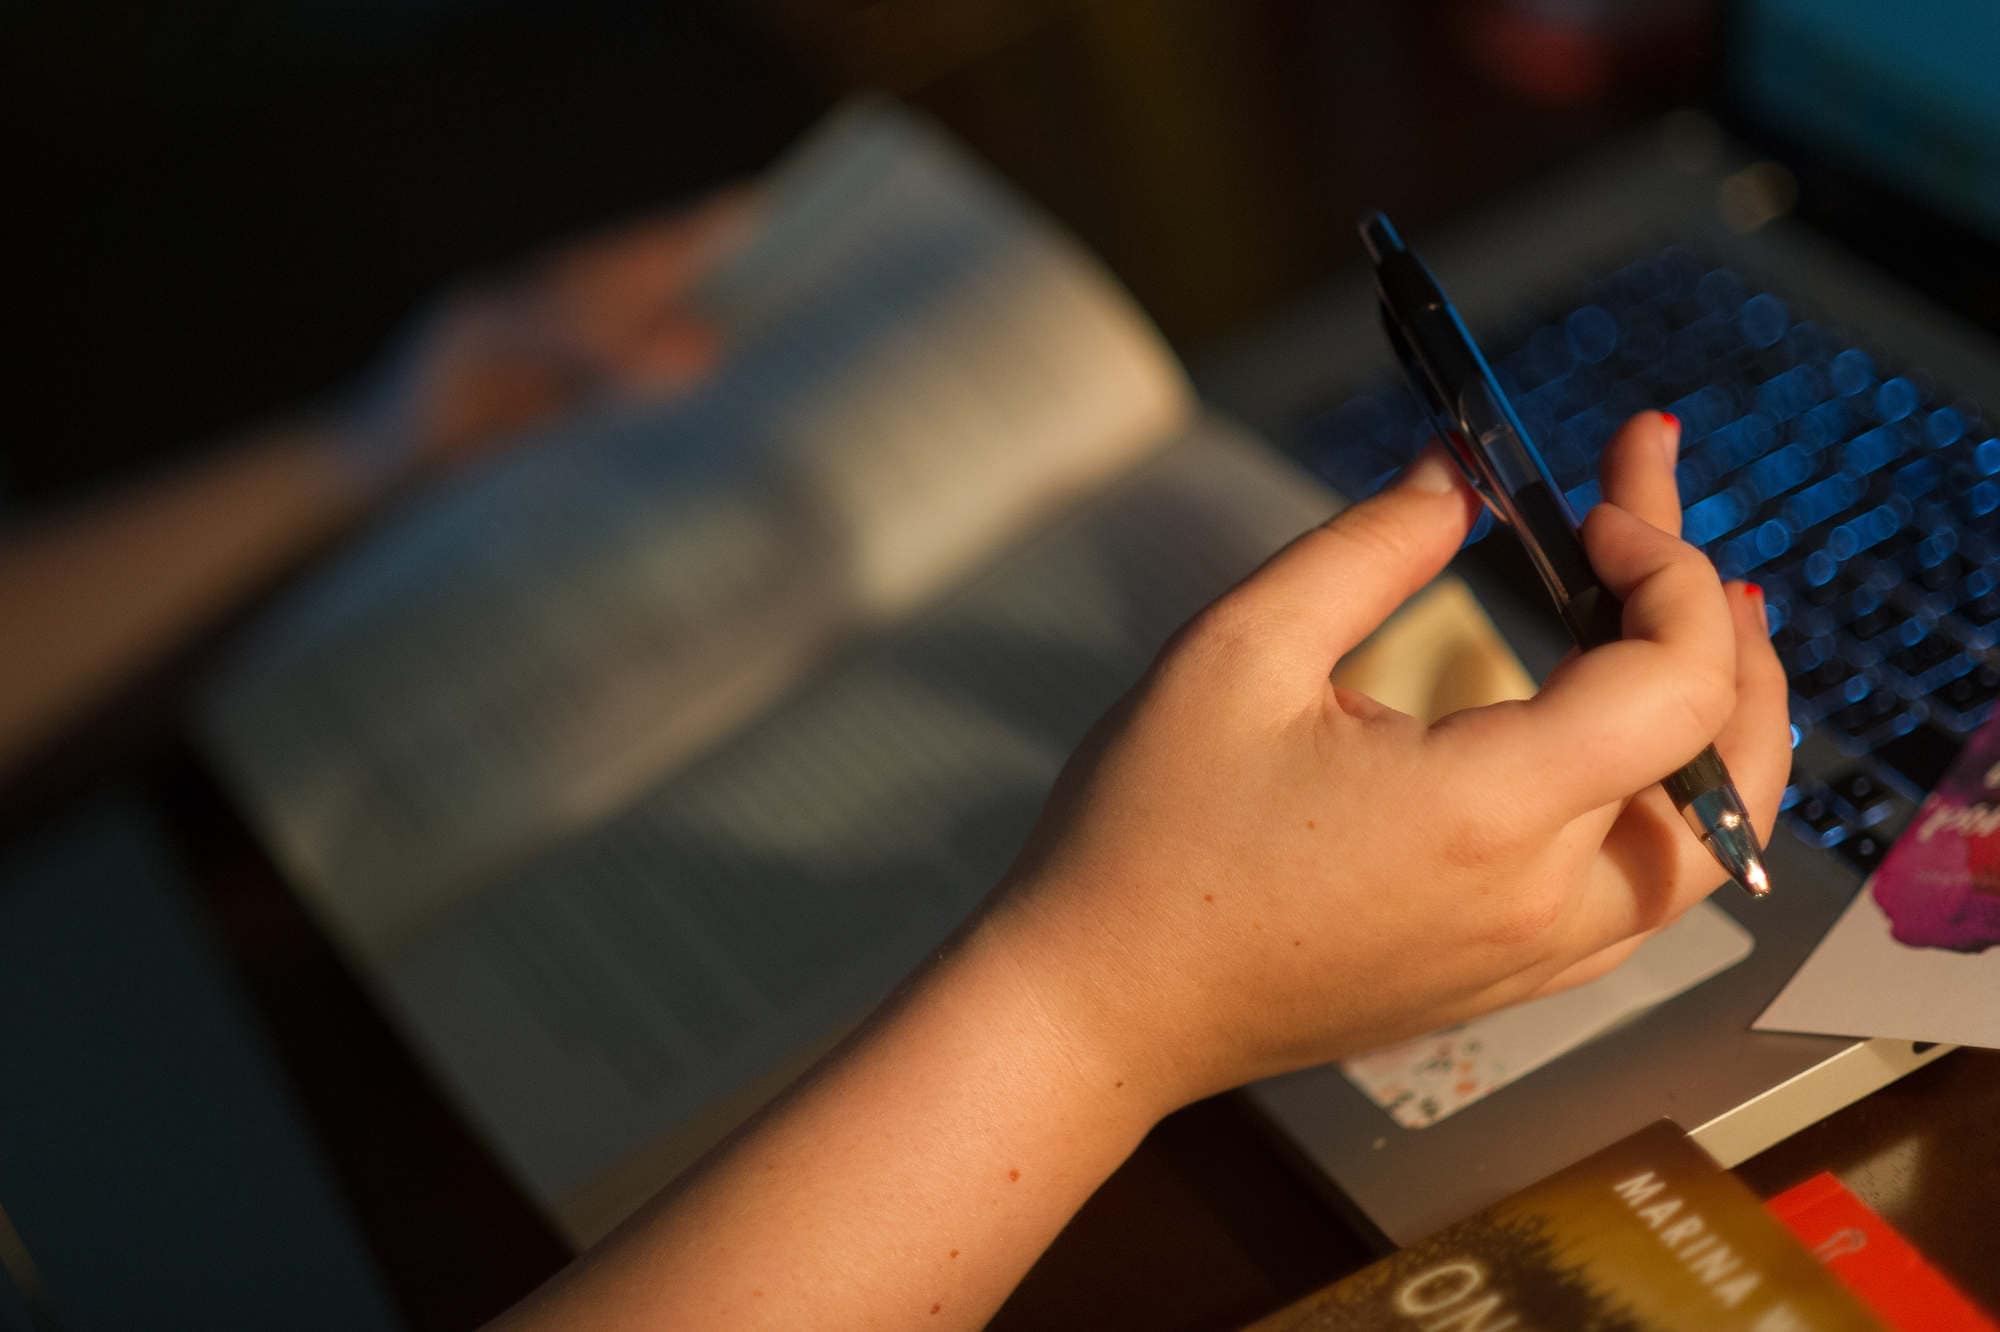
(372, 420), (1339, 1242)
(200, 103), (1191, 961)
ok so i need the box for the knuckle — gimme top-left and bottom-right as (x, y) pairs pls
(1161, 596), (1279, 688)
(1653, 538), (1722, 602)
(1436, 802), (1525, 873)
(1639, 526), (1711, 577)
(1486, 882), (1568, 953)
(1671, 658), (1737, 737)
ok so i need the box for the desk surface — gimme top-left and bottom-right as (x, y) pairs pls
(139, 745), (2000, 1330)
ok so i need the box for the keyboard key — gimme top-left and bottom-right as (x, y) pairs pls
(1826, 504), (1904, 559)
(1799, 656), (1860, 698)
(1781, 631), (1832, 673)
(1619, 310), (1668, 364)
(1876, 723), (1961, 793)
(1848, 607), (1899, 640)
(1836, 830), (1892, 874)
(1886, 632), (1966, 681)
(1742, 443), (1814, 501)
(1914, 529), (1959, 564)
(1788, 790), (1848, 846)
(1788, 320), (1835, 363)
(1918, 554), (1965, 593)
(1961, 590), (2000, 627)
(1830, 347), (1875, 396)
(1757, 364), (1824, 420)
(1524, 324), (1573, 384)
(1932, 664), (2000, 727)
(1669, 384), (1737, 438)
(1842, 425), (1904, 475)
(1927, 406), (1966, 447)
(1797, 399), (1850, 449)
(1710, 412), (1778, 466)
(1964, 480), (2000, 520)
(1892, 455), (1942, 499)
(1715, 520), (1792, 576)
(1697, 268), (1748, 317)
(1796, 565), (1842, 607)
(1565, 305), (1619, 364)
(1783, 474), (1864, 533)
(1876, 375), (1919, 423)
(1740, 293), (1789, 349)
(1684, 489), (1750, 546)
(1827, 690), (1903, 738)
(1827, 768), (1896, 826)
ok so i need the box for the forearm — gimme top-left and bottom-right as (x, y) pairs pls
(492, 898), (1172, 1331)
(0, 423), (376, 769)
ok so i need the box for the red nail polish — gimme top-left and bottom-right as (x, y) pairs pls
(1744, 582), (1764, 600)
(1660, 411), (1680, 432)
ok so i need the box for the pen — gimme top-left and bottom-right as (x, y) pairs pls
(1360, 212), (1770, 899)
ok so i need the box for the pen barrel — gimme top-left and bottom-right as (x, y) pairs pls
(1559, 580), (1626, 653)
(1510, 478), (1624, 650)
(1660, 744), (1731, 812)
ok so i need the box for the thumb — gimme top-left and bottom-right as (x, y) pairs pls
(1224, 441), (1483, 671)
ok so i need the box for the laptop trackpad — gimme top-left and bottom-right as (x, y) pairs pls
(1339, 901), (1753, 1129)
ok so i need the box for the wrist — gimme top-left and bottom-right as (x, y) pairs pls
(969, 881), (1205, 1129)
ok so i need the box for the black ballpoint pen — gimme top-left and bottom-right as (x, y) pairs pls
(1360, 212), (1770, 898)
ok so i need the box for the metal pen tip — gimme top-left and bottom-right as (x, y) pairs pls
(1704, 819), (1771, 899)
(1677, 769), (1771, 899)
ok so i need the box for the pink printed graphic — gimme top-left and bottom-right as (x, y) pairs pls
(1872, 711), (2000, 953)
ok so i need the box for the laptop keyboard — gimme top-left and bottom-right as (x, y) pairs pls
(1297, 243), (1998, 872)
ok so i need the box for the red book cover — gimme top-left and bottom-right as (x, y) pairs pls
(1765, 1172), (1996, 1332)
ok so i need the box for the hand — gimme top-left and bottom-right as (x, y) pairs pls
(339, 187), (758, 482)
(987, 411), (1790, 1111)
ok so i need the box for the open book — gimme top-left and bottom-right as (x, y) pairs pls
(202, 104), (1342, 1245)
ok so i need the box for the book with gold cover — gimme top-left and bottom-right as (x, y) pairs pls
(1250, 1120), (1881, 1331)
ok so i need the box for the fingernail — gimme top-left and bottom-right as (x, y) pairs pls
(1739, 582), (1772, 636)
(1401, 443), (1460, 494)
(1659, 411), (1681, 465)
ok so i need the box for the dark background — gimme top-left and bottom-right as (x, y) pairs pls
(2, 0), (1715, 508)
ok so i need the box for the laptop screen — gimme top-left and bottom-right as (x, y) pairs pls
(1735, 0), (2000, 244)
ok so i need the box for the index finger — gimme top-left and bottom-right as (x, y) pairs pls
(1211, 443), (1483, 675)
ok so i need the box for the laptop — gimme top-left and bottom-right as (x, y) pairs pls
(1200, 0), (2000, 1245)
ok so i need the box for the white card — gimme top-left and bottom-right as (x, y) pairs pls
(1755, 884), (2000, 1047)
(1341, 900), (1754, 1128)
